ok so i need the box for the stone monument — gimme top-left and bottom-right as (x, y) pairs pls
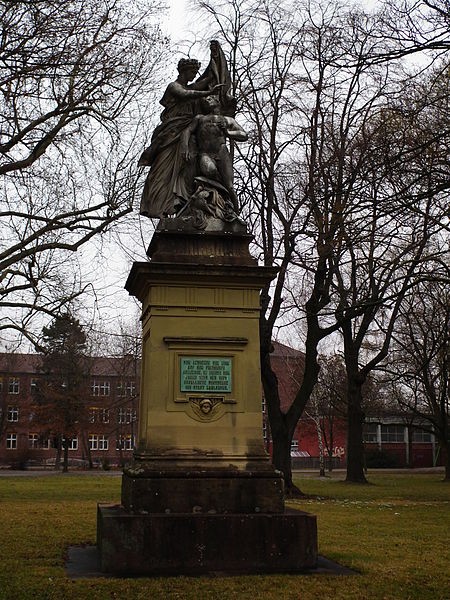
(97, 40), (317, 575)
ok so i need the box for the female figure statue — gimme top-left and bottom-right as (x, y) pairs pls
(139, 58), (224, 218)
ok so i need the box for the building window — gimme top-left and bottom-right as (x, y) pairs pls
(116, 435), (133, 451)
(263, 422), (267, 439)
(89, 408), (111, 423)
(126, 381), (136, 396)
(89, 434), (108, 450)
(29, 433), (39, 449)
(6, 433), (17, 449)
(41, 438), (50, 450)
(363, 423), (378, 443)
(62, 437), (78, 450)
(7, 406), (19, 422)
(412, 428), (432, 443)
(262, 397), (266, 414)
(91, 381), (110, 396)
(117, 382), (136, 397)
(381, 425), (405, 443)
(89, 434), (98, 450)
(30, 379), (38, 394)
(8, 378), (19, 394)
(291, 439), (299, 450)
(118, 407), (136, 424)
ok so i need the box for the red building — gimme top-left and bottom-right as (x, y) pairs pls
(0, 353), (139, 468)
(263, 343), (442, 469)
(0, 346), (442, 469)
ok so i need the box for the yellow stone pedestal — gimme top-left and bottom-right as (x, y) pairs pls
(97, 222), (318, 574)
(123, 222), (283, 512)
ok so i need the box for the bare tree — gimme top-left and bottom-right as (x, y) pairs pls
(383, 276), (449, 480)
(196, 0), (449, 490)
(0, 0), (167, 347)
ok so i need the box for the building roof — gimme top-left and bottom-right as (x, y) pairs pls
(0, 353), (41, 374)
(268, 341), (305, 413)
(0, 353), (139, 378)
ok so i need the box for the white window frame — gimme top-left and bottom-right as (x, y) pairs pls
(363, 423), (379, 443)
(381, 425), (405, 443)
(8, 378), (19, 394)
(100, 381), (110, 396)
(62, 437), (78, 450)
(89, 407), (97, 423)
(29, 433), (39, 449)
(89, 434), (99, 450)
(92, 381), (110, 396)
(125, 381), (136, 396)
(412, 428), (432, 443)
(7, 406), (19, 422)
(6, 433), (17, 449)
(116, 434), (133, 451)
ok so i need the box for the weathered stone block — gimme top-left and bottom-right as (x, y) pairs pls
(121, 468), (285, 514)
(97, 504), (318, 575)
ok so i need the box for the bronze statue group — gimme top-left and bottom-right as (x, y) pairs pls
(138, 41), (247, 228)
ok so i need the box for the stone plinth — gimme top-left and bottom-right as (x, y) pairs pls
(121, 467), (284, 514)
(98, 505), (318, 576)
(97, 222), (318, 575)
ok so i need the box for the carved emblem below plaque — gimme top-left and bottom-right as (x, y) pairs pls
(189, 397), (224, 421)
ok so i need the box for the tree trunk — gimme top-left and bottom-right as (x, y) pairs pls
(82, 432), (93, 469)
(314, 417), (325, 477)
(260, 342), (304, 497)
(62, 436), (69, 473)
(443, 440), (450, 481)
(328, 424), (334, 472)
(54, 436), (61, 470)
(346, 376), (367, 483)
(271, 426), (295, 493)
(407, 424), (414, 469)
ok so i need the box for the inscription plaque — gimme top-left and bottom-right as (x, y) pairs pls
(181, 357), (232, 392)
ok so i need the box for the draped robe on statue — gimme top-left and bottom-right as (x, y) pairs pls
(139, 41), (236, 219)
(139, 88), (198, 218)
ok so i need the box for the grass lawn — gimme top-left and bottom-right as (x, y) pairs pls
(0, 472), (448, 599)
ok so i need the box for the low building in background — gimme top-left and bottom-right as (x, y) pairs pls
(0, 346), (443, 469)
(0, 353), (139, 468)
(262, 343), (443, 470)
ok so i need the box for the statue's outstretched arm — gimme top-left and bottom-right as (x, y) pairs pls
(169, 81), (225, 101)
(224, 117), (248, 142)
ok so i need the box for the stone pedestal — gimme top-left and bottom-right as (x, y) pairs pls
(97, 220), (318, 575)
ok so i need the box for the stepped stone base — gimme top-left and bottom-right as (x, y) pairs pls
(97, 505), (318, 575)
(121, 468), (285, 514)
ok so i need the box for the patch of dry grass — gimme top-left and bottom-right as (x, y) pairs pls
(0, 473), (448, 599)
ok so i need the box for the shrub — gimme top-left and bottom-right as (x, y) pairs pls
(365, 450), (402, 468)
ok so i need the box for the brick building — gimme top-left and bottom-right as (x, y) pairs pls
(0, 345), (442, 469)
(0, 353), (139, 468)
(263, 343), (443, 469)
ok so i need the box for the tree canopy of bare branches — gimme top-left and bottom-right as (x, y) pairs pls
(0, 0), (167, 348)
(196, 0), (449, 488)
(383, 276), (449, 480)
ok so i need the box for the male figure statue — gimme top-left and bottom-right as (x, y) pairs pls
(180, 95), (248, 213)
